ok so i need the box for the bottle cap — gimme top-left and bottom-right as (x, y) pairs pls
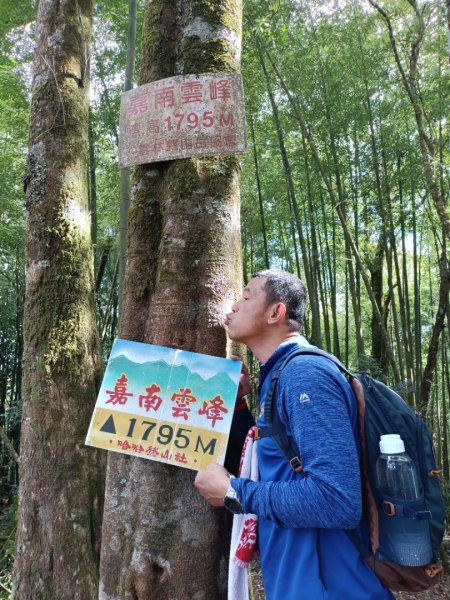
(379, 434), (405, 454)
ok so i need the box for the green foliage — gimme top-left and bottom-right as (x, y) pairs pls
(0, 0), (31, 526)
(0, 494), (17, 599)
(241, 0), (447, 381)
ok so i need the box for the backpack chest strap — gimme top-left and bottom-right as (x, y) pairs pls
(381, 500), (432, 520)
(255, 426), (303, 473)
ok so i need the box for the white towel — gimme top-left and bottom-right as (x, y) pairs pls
(228, 426), (259, 600)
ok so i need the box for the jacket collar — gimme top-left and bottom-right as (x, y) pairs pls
(259, 335), (311, 386)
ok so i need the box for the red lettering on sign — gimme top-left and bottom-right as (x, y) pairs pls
(166, 139), (179, 152)
(106, 374), (133, 405)
(195, 135), (210, 150)
(138, 142), (151, 156)
(130, 122), (142, 137)
(146, 446), (160, 457)
(155, 86), (175, 108)
(171, 388), (197, 420)
(180, 138), (194, 151)
(147, 119), (160, 134)
(181, 81), (203, 103)
(139, 383), (163, 412)
(128, 94), (149, 115)
(132, 443), (145, 453)
(118, 439), (131, 450)
(224, 133), (237, 147)
(198, 395), (229, 427)
(219, 113), (234, 126)
(210, 80), (232, 101)
(175, 452), (188, 464)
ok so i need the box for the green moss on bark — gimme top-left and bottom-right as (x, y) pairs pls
(190, 0), (241, 35)
(140, 0), (178, 82)
(180, 37), (240, 72)
(165, 159), (201, 199)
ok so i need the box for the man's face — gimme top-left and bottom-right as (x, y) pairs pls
(225, 277), (270, 345)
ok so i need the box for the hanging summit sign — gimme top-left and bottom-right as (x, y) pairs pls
(119, 72), (247, 167)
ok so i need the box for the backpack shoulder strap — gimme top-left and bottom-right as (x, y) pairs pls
(256, 347), (377, 558)
(257, 346), (355, 473)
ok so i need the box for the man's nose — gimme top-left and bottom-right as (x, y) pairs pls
(227, 304), (237, 317)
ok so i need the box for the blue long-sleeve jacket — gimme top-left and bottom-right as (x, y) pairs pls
(232, 338), (394, 600)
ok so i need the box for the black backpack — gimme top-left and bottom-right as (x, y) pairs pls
(256, 346), (446, 592)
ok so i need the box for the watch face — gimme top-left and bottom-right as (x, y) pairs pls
(224, 486), (244, 514)
(224, 495), (244, 514)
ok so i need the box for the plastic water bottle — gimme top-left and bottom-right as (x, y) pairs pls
(375, 434), (432, 566)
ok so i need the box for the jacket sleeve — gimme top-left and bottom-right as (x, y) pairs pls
(231, 357), (362, 529)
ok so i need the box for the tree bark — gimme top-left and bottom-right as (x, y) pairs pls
(13, 1), (104, 598)
(99, 1), (243, 598)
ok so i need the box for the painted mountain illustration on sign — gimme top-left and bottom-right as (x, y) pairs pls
(104, 354), (238, 402)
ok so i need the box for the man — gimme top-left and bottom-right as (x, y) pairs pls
(195, 269), (394, 599)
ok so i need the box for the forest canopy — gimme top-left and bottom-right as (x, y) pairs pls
(0, 0), (448, 597)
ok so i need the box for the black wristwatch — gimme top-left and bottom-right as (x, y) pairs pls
(224, 475), (244, 514)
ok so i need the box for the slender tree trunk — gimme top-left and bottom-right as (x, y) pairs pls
(95, 239), (113, 293)
(88, 109), (97, 271)
(385, 154), (409, 384)
(420, 252), (449, 413)
(249, 113), (269, 268)
(412, 196), (422, 403)
(442, 325), (449, 479)
(399, 159), (416, 399)
(99, 2), (243, 598)
(362, 74), (390, 373)
(316, 227), (332, 352)
(320, 192), (340, 357)
(13, 1), (104, 598)
(256, 38), (322, 346)
(118, 0), (137, 316)
(288, 190), (302, 283)
(301, 135), (326, 350)
(347, 127), (361, 361)
(369, 238), (385, 368)
(13, 251), (24, 408)
(447, 0), (450, 63)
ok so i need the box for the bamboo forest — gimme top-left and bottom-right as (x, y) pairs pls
(0, 0), (449, 598)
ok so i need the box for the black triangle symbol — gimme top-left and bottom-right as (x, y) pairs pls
(100, 414), (116, 434)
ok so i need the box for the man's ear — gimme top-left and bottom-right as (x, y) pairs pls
(267, 302), (287, 324)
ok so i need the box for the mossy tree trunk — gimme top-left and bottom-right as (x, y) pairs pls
(99, 1), (243, 598)
(13, 1), (104, 598)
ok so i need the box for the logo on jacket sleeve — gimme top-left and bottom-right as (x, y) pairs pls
(299, 392), (310, 403)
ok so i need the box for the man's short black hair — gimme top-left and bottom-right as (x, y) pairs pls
(253, 269), (307, 333)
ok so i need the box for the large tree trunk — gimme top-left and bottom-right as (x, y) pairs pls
(99, 1), (243, 598)
(13, 1), (104, 598)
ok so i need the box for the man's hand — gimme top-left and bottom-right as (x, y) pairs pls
(230, 355), (251, 401)
(194, 462), (231, 507)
